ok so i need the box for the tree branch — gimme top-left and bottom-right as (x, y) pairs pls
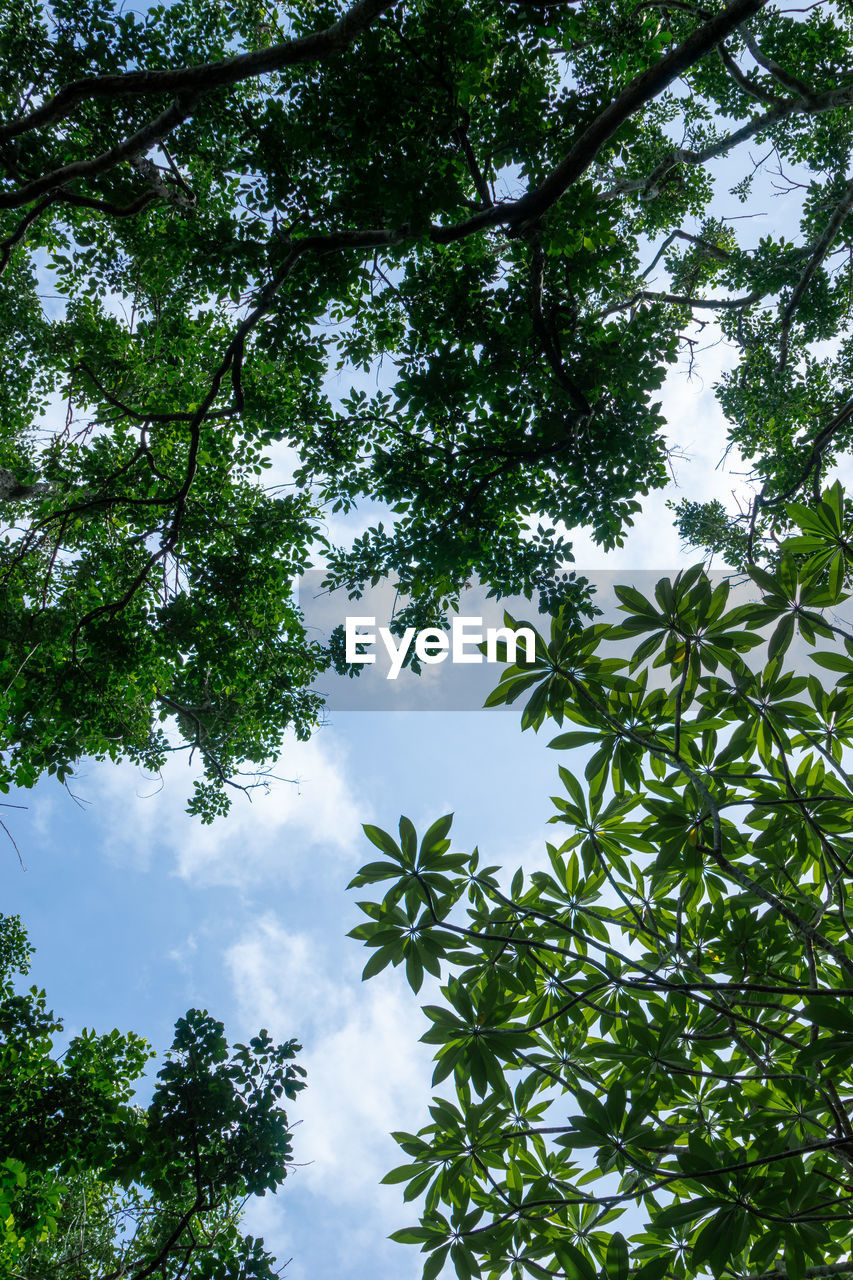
(742, 22), (819, 103)
(603, 79), (853, 202)
(779, 172), (853, 369)
(430, 0), (770, 240)
(0, 94), (196, 210)
(0, 0), (400, 145)
(717, 37), (783, 103)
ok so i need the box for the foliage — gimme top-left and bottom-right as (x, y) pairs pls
(351, 483), (853, 1279)
(0, 912), (305, 1278)
(4, 0), (853, 805)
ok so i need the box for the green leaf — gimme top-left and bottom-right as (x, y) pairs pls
(364, 825), (404, 861)
(400, 816), (419, 864)
(811, 651), (853, 673)
(803, 995), (853, 1034)
(605, 1232), (629, 1280)
(390, 1227), (442, 1246)
(692, 1210), (735, 1276)
(653, 1198), (717, 1230)
(420, 815), (454, 859)
(768, 614), (794, 662)
(422, 1244), (450, 1280)
(362, 947), (396, 980)
(552, 1239), (597, 1280)
(382, 1162), (425, 1185)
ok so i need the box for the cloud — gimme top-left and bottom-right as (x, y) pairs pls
(225, 914), (432, 1199)
(568, 330), (751, 571)
(86, 726), (368, 889)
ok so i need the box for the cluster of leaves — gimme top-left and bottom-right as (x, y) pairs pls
(0, 912), (305, 1278)
(4, 0), (853, 803)
(351, 484), (853, 1280)
(1, 478), (324, 819)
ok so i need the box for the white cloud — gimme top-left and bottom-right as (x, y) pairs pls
(225, 914), (433, 1203)
(568, 330), (751, 571)
(166, 934), (198, 971)
(85, 726), (368, 889)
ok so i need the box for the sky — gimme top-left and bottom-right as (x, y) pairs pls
(2, 331), (758, 1280)
(4, 42), (841, 1276)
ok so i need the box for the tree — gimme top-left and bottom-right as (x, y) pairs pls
(0, 912), (305, 1278)
(3, 0), (853, 810)
(351, 482), (853, 1280)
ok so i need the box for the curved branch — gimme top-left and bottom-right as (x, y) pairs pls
(779, 172), (853, 369)
(742, 23), (819, 103)
(717, 37), (783, 103)
(430, 0), (770, 241)
(603, 79), (853, 202)
(56, 188), (158, 217)
(759, 395), (853, 512)
(0, 196), (52, 275)
(641, 227), (735, 280)
(0, 94), (194, 211)
(0, 0), (399, 145)
(68, 249), (303, 649)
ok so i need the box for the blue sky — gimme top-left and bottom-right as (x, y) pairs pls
(2, 331), (758, 1280)
(6, 83), (836, 1273)
(5, 710), (584, 1280)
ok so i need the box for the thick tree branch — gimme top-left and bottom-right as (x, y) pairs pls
(0, 0), (399, 145)
(0, 196), (52, 275)
(431, 0), (770, 241)
(742, 23), (819, 103)
(0, 95), (196, 210)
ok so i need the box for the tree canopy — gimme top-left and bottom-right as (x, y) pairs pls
(4, 0), (853, 810)
(351, 482), (853, 1280)
(0, 912), (305, 1279)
